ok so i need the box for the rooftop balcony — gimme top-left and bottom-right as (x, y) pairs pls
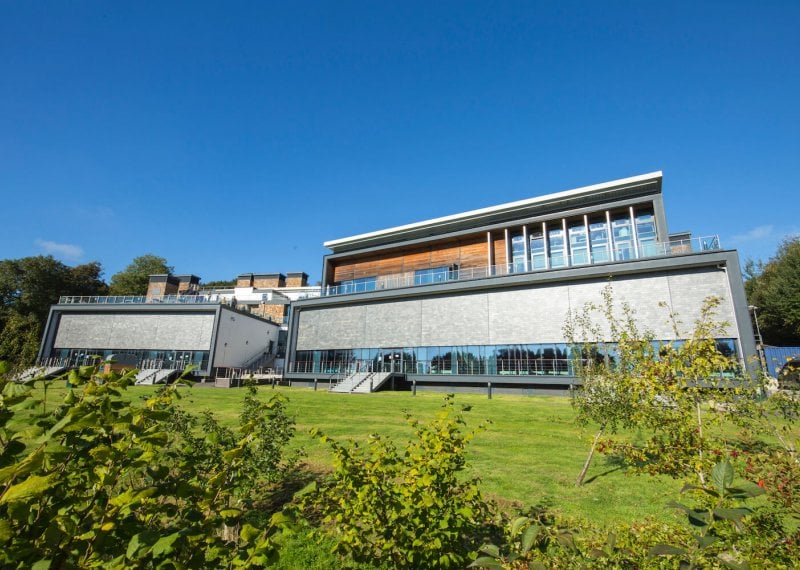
(324, 235), (721, 297)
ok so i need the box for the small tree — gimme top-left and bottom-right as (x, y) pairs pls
(564, 283), (656, 486)
(624, 297), (746, 484)
(568, 283), (758, 487)
(109, 254), (172, 295)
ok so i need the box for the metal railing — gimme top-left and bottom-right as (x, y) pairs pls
(288, 358), (575, 377)
(324, 235), (721, 297)
(58, 294), (224, 305)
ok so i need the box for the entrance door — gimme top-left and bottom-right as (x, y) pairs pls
(378, 350), (403, 373)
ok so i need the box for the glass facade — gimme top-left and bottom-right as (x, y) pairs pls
(335, 276), (377, 294)
(568, 220), (589, 265)
(54, 348), (210, 371)
(291, 339), (738, 378)
(589, 218), (610, 263)
(511, 233), (526, 272)
(635, 208), (657, 256)
(612, 212), (634, 260)
(548, 227), (566, 268)
(529, 230), (546, 269)
(415, 266), (456, 285)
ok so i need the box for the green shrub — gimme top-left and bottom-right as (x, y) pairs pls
(302, 395), (495, 569)
(0, 363), (297, 568)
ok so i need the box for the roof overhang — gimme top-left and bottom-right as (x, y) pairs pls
(324, 171), (662, 253)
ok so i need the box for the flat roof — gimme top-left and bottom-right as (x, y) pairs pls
(324, 171), (662, 252)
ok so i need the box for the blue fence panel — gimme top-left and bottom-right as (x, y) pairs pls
(763, 346), (800, 377)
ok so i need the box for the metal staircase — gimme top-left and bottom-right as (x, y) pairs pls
(330, 371), (393, 393)
(135, 368), (180, 385)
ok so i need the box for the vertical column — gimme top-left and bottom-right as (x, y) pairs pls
(630, 205), (639, 259)
(504, 228), (510, 274)
(606, 210), (615, 262)
(562, 218), (570, 267)
(522, 224), (530, 271)
(584, 214), (592, 264)
(486, 231), (493, 276)
(542, 221), (550, 270)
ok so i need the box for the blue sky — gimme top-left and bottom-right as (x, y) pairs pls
(2, 1), (798, 284)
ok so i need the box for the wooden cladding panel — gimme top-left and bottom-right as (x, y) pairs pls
(402, 248), (432, 271)
(492, 233), (507, 266)
(429, 242), (461, 266)
(458, 238), (486, 269)
(327, 233), (492, 284)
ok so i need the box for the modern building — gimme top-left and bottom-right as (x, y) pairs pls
(37, 271), (320, 382)
(285, 172), (757, 394)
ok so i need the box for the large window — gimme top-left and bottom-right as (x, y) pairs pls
(511, 232), (526, 272)
(415, 266), (457, 285)
(568, 221), (589, 265)
(529, 230), (546, 269)
(337, 276), (377, 294)
(635, 208), (658, 257)
(548, 227), (566, 268)
(589, 218), (610, 263)
(612, 213), (634, 260)
(292, 339), (740, 377)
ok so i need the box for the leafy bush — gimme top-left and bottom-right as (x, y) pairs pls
(0, 363), (297, 568)
(302, 395), (495, 569)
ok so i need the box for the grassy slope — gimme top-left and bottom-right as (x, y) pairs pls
(165, 385), (683, 526)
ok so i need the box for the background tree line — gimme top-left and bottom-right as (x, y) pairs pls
(744, 236), (800, 346)
(0, 254), (170, 368)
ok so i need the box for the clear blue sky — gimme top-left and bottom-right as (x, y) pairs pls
(2, 1), (798, 284)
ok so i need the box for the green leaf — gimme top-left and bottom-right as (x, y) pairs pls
(713, 507), (752, 523)
(649, 544), (687, 557)
(3, 381), (33, 399)
(31, 560), (51, 570)
(727, 484), (766, 499)
(0, 446), (44, 483)
(711, 461), (734, 496)
(718, 551), (750, 569)
(0, 473), (55, 504)
(0, 518), (12, 541)
(510, 516), (530, 537)
(151, 531), (180, 558)
(520, 524), (540, 554)
(697, 535), (718, 549)
(467, 557), (504, 569)
(240, 524), (261, 544)
(126, 533), (141, 560)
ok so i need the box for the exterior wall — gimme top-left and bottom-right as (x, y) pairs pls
(147, 276), (179, 297)
(175, 275), (200, 294)
(254, 303), (288, 324)
(253, 274), (286, 288)
(54, 313), (216, 351)
(294, 266), (736, 351)
(212, 306), (280, 368)
(286, 272), (309, 287)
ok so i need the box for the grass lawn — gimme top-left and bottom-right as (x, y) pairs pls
(138, 384), (686, 527)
